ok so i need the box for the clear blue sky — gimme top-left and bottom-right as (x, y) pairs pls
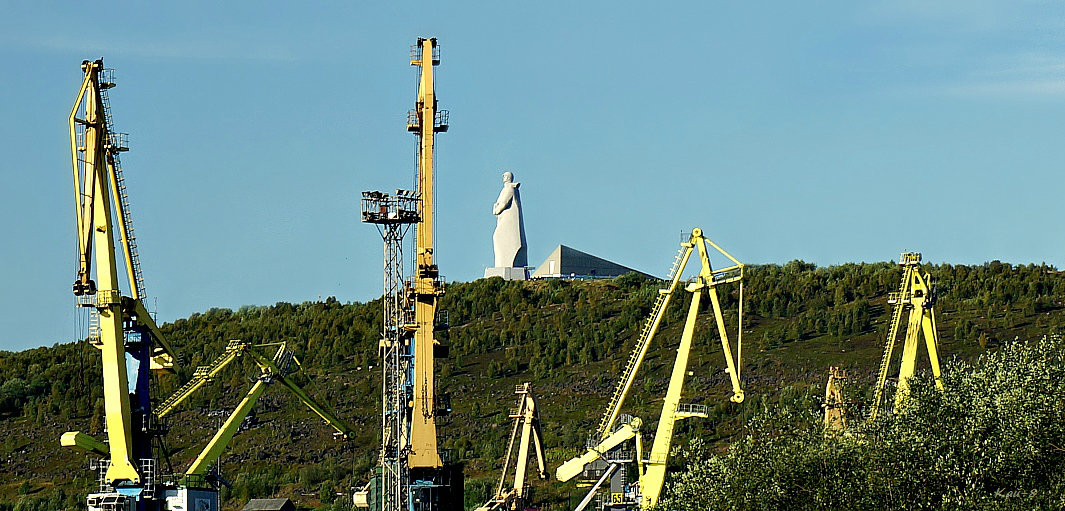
(2, 2), (1063, 351)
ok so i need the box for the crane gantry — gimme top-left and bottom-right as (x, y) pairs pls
(869, 252), (944, 421)
(475, 383), (548, 511)
(556, 228), (747, 511)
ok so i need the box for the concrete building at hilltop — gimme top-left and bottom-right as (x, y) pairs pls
(530, 245), (653, 280)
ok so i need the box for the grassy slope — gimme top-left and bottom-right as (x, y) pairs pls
(1, 261), (1063, 510)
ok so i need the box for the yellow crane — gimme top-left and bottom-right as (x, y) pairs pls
(822, 366), (849, 431)
(61, 60), (352, 511)
(355, 37), (460, 511)
(556, 228), (746, 511)
(476, 383), (548, 511)
(61, 58), (182, 511)
(407, 36), (449, 471)
(869, 252), (944, 421)
(155, 340), (354, 487)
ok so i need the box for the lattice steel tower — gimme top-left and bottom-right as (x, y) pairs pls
(361, 190), (420, 511)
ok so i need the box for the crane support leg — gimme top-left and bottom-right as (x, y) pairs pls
(922, 312), (944, 389)
(707, 285), (744, 403)
(896, 310), (924, 400)
(186, 380), (268, 477)
(641, 289), (702, 509)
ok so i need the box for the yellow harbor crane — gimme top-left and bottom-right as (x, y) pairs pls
(61, 58), (187, 511)
(61, 60), (351, 511)
(556, 228), (747, 511)
(356, 37), (461, 511)
(869, 252), (944, 421)
(155, 340), (354, 486)
(823, 252), (945, 428)
(476, 383), (548, 511)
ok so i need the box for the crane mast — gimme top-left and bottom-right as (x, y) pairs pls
(357, 38), (461, 511)
(408, 36), (448, 470)
(64, 59), (182, 510)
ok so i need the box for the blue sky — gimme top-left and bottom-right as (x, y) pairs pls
(1, 2), (1063, 351)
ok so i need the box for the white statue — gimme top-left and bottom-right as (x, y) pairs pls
(492, 171), (528, 268)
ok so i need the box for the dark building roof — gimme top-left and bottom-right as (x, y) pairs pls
(242, 499), (296, 511)
(531, 244), (653, 279)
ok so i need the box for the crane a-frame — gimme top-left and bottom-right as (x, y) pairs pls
(476, 383), (548, 511)
(556, 228), (746, 511)
(869, 252), (944, 421)
(155, 340), (354, 486)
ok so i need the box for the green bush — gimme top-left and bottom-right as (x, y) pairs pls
(661, 336), (1065, 510)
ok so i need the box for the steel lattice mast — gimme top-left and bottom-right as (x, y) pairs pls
(360, 190), (420, 511)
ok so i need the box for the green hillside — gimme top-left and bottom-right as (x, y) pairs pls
(1, 259), (1063, 510)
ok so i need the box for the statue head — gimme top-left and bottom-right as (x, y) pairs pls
(502, 171), (514, 183)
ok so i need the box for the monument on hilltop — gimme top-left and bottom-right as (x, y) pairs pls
(485, 171), (529, 280)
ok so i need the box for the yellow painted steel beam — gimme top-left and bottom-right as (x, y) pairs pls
(275, 371), (355, 438)
(61, 431), (110, 456)
(556, 418), (642, 482)
(185, 379), (268, 476)
(410, 36), (444, 469)
(248, 348), (355, 437)
(126, 298), (177, 372)
(106, 157), (139, 301)
(640, 288), (703, 509)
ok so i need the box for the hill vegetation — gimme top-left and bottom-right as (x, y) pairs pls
(0, 258), (1063, 510)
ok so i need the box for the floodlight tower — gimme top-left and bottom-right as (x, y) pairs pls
(359, 190), (421, 511)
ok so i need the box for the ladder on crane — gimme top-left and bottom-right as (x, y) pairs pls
(596, 245), (690, 439)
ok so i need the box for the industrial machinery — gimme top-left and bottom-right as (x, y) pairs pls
(869, 252), (944, 421)
(822, 366), (849, 431)
(355, 37), (462, 511)
(155, 340), (354, 490)
(62, 60), (351, 511)
(475, 383), (547, 511)
(556, 228), (747, 511)
(62, 58), (186, 511)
